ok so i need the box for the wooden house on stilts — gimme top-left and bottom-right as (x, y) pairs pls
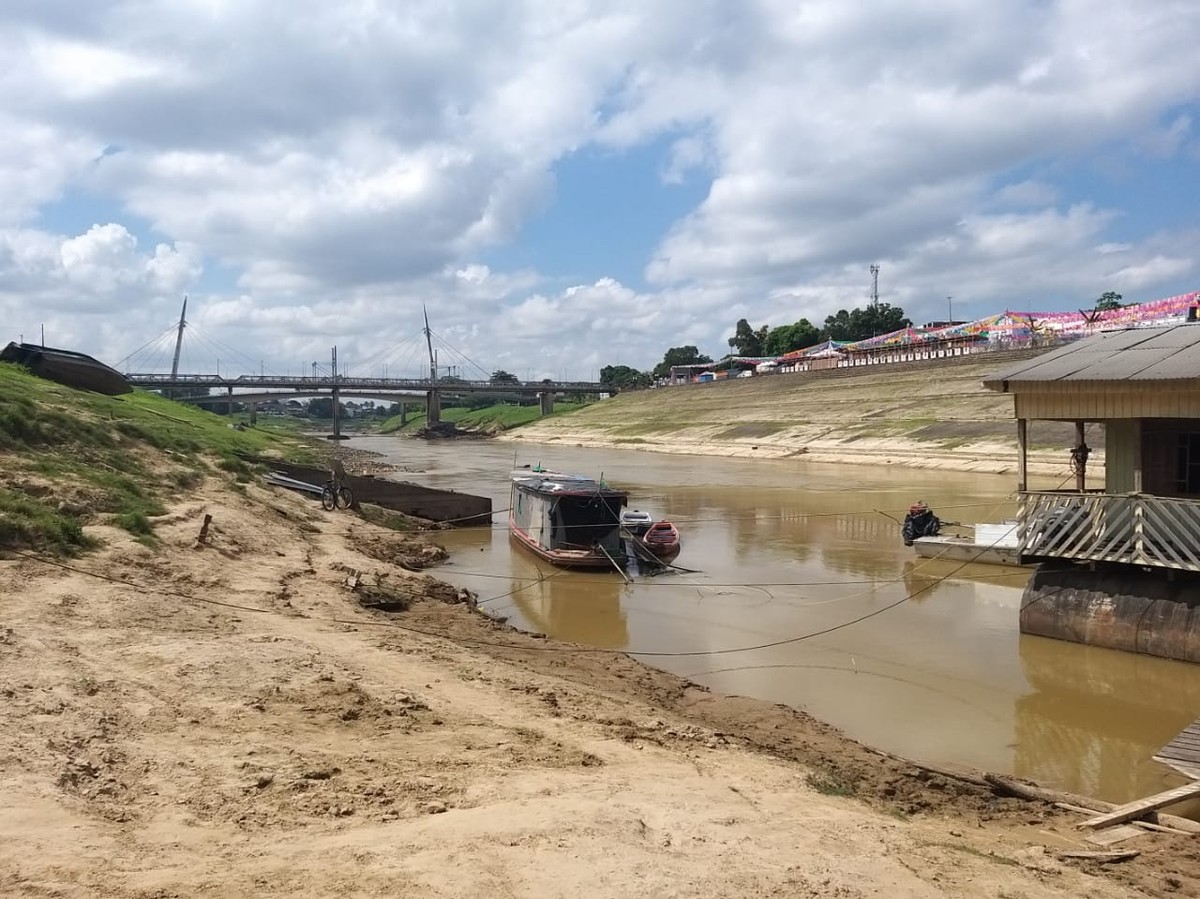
(984, 323), (1200, 663)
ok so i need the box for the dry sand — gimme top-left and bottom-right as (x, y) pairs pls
(1, 479), (1195, 897)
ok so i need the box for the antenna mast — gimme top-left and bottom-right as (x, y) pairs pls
(170, 296), (188, 378)
(869, 265), (880, 308)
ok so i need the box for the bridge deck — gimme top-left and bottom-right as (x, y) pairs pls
(124, 373), (606, 393)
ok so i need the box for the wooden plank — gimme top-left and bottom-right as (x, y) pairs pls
(1058, 850), (1140, 864)
(1079, 780), (1200, 829)
(1153, 756), (1200, 781)
(1157, 740), (1200, 755)
(1159, 737), (1200, 752)
(1085, 825), (1144, 846)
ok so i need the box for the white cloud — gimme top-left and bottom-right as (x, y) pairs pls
(0, 0), (1198, 374)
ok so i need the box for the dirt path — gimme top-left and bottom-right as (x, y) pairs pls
(0, 480), (1192, 897)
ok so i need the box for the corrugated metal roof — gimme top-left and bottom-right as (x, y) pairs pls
(983, 324), (1200, 390)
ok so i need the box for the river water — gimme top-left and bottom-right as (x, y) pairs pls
(351, 435), (1200, 804)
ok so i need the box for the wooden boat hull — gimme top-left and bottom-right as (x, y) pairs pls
(508, 529), (619, 570)
(912, 536), (1028, 568)
(1, 342), (131, 396)
(642, 521), (681, 558)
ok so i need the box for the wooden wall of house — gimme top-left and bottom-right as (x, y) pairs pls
(1105, 419), (1139, 493)
(1015, 388), (1200, 420)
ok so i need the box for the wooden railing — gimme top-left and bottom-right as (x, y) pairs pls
(1019, 491), (1200, 572)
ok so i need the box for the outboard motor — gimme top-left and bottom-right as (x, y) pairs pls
(902, 501), (941, 546)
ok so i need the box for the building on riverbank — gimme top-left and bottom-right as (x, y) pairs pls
(984, 323), (1200, 662)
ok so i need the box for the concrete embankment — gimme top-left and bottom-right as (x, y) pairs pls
(513, 350), (1102, 477)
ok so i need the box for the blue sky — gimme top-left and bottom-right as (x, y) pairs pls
(489, 137), (710, 292)
(1, 1), (1198, 378)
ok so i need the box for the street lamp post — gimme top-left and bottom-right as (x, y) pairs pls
(947, 296), (953, 323)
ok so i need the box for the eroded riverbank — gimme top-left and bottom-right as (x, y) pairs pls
(1, 475), (1194, 896)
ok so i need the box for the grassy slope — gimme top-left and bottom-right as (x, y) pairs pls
(0, 363), (313, 554)
(378, 401), (592, 434)
(512, 355), (1088, 454)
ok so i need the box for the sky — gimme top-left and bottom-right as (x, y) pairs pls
(2, 0), (1199, 381)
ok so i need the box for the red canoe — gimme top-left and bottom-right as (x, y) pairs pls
(642, 520), (681, 557)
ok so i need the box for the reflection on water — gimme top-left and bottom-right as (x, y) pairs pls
(352, 436), (1200, 804)
(1015, 635), (1200, 801)
(503, 543), (629, 649)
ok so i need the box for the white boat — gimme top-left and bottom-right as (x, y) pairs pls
(620, 509), (654, 535)
(912, 521), (1030, 568)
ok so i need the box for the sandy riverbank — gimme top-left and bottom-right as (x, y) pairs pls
(0, 478), (1190, 897)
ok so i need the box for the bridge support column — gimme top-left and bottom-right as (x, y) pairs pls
(249, 402), (257, 426)
(331, 388), (342, 439)
(226, 385), (234, 416)
(427, 389), (441, 425)
(538, 391), (555, 416)
(399, 402), (407, 426)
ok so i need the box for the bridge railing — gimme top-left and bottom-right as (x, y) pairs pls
(123, 373), (607, 391)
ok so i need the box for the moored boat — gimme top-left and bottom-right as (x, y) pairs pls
(911, 520), (1030, 568)
(641, 520), (681, 558)
(620, 509), (653, 536)
(911, 535), (1029, 568)
(509, 468), (627, 569)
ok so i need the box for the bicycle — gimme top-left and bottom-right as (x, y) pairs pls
(321, 479), (354, 511)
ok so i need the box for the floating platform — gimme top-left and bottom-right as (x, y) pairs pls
(1155, 718), (1200, 779)
(254, 458), (492, 525)
(1021, 565), (1200, 663)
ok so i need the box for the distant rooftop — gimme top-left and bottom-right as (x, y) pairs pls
(983, 323), (1200, 391)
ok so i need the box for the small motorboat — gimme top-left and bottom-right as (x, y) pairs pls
(642, 520), (681, 557)
(620, 509), (654, 536)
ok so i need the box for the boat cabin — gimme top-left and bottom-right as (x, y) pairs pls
(509, 470), (627, 568)
(984, 323), (1200, 573)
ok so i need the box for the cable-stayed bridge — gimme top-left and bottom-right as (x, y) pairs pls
(117, 301), (609, 435)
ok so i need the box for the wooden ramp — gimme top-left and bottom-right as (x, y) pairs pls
(1154, 718), (1200, 779)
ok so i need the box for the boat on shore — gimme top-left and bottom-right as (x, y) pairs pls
(509, 468), (627, 569)
(641, 520), (681, 558)
(1, 342), (131, 396)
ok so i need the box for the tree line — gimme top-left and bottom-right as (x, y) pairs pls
(600, 302), (912, 388)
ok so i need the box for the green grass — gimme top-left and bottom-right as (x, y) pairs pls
(376, 401), (593, 434)
(0, 486), (92, 554)
(0, 362), (315, 554)
(805, 769), (856, 797)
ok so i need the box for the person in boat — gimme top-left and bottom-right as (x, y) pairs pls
(901, 501), (941, 546)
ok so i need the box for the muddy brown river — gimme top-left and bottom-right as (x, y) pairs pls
(351, 436), (1200, 805)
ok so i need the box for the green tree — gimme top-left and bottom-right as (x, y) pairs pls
(490, 369), (520, 385)
(821, 304), (911, 342)
(306, 397), (337, 418)
(599, 364), (651, 390)
(763, 319), (821, 355)
(727, 318), (768, 356)
(652, 346), (713, 380)
(1095, 291), (1124, 311)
